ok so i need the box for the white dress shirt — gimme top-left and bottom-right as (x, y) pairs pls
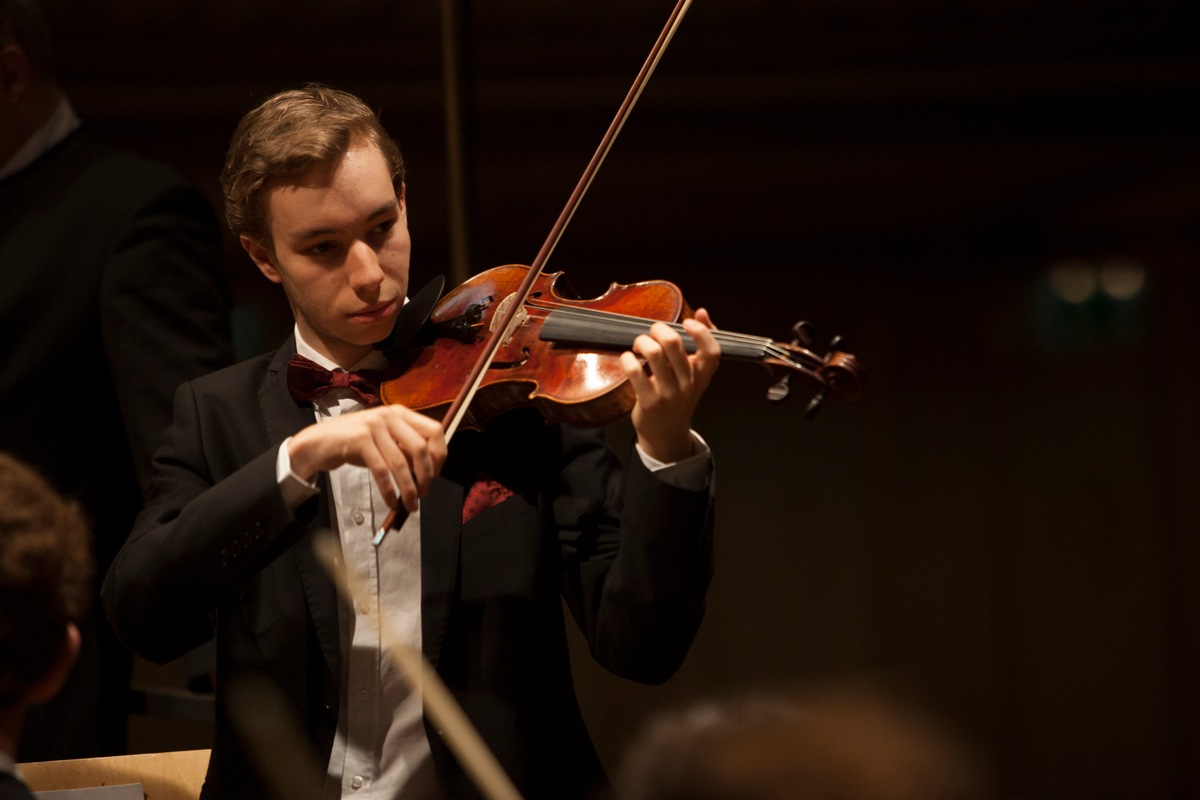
(278, 331), (438, 799)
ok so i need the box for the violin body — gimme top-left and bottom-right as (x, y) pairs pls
(380, 264), (864, 430)
(381, 265), (688, 429)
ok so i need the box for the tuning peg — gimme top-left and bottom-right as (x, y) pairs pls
(791, 321), (814, 347)
(803, 389), (827, 420)
(766, 376), (790, 402)
(766, 321), (814, 402)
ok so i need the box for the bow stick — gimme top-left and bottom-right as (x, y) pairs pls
(375, 0), (696, 544)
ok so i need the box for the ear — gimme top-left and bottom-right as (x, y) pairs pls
(241, 234), (282, 284)
(26, 623), (81, 706)
(397, 181), (406, 214)
(0, 44), (33, 102)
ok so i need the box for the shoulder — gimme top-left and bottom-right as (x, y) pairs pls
(162, 349), (295, 457)
(66, 127), (192, 190)
(187, 350), (283, 396)
(31, 127), (213, 221)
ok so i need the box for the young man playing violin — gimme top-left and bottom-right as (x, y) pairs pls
(102, 84), (720, 800)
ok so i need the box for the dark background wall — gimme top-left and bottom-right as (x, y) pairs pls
(40, 1), (1200, 797)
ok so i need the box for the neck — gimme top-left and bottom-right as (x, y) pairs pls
(328, 346), (374, 371)
(294, 324), (377, 371)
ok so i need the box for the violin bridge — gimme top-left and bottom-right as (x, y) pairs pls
(489, 292), (529, 347)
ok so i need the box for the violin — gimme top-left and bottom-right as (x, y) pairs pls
(379, 264), (864, 430)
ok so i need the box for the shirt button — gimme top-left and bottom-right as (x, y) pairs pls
(357, 599), (371, 616)
(351, 775), (364, 790)
(351, 510), (365, 525)
(358, 688), (370, 702)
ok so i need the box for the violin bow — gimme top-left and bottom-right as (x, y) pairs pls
(441, 0), (473, 287)
(439, 0), (695, 441)
(375, 0), (696, 544)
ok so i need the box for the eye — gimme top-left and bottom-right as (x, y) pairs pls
(367, 218), (397, 248)
(304, 240), (339, 257)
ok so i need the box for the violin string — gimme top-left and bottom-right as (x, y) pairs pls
(537, 304), (776, 350)
(512, 302), (828, 388)
(528, 300), (773, 348)
(533, 304), (804, 364)
(546, 307), (794, 361)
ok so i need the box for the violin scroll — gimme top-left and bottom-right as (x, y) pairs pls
(765, 322), (865, 418)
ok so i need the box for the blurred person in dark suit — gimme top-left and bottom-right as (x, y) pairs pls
(0, 0), (234, 759)
(0, 453), (94, 799)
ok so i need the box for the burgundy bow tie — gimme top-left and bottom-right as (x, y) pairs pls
(287, 354), (385, 408)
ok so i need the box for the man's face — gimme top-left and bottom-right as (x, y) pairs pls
(244, 137), (410, 367)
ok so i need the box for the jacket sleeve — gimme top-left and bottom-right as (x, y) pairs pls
(100, 378), (311, 665)
(555, 424), (715, 684)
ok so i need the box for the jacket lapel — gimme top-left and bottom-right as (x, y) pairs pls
(261, 337), (313, 443)
(262, 339), (343, 681)
(421, 476), (463, 670)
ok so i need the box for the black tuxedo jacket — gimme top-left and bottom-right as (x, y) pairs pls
(102, 339), (714, 800)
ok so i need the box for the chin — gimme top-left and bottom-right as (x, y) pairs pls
(359, 317), (397, 345)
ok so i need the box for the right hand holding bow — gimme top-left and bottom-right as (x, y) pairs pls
(287, 405), (448, 513)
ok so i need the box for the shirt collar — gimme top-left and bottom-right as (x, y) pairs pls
(0, 96), (82, 181)
(293, 325), (388, 373)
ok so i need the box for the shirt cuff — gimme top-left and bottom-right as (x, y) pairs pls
(635, 430), (712, 492)
(277, 437), (320, 510)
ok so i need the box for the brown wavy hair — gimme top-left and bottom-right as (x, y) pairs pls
(220, 84), (405, 245)
(0, 453), (93, 709)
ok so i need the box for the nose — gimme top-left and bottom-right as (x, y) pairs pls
(346, 239), (384, 294)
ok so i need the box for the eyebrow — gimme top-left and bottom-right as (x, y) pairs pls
(289, 201), (399, 242)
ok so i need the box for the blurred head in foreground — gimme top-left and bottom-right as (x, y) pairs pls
(0, 452), (93, 756)
(614, 682), (990, 800)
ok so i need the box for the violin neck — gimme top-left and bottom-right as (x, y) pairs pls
(538, 307), (773, 362)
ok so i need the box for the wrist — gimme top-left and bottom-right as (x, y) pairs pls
(637, 432), (692, 464)
(286, 429), (320, 482)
